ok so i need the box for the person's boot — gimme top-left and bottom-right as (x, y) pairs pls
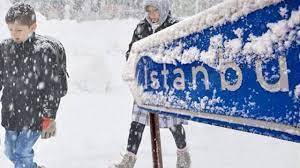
(176, 147), (191, 168)
(113, 151), (137, 168)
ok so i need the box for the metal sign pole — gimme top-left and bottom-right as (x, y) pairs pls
(149, 113), (163, 168)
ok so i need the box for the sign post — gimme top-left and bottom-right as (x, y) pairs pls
(149, 113), (163, 168)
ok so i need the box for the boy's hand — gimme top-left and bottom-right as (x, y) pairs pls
(41, 118), (56, 139)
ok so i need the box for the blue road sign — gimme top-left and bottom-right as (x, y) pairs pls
(125, 0), (300, 142)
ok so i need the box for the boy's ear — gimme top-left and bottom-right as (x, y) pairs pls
(30, 23), (37, 32)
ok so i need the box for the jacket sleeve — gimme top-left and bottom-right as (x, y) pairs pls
(39, 47), (61, 119)
(125, 25), (142, 61)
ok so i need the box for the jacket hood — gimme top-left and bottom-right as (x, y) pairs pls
(143, 0), (170, 27)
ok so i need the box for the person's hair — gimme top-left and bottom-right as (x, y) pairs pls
(5, 3), (36, 26)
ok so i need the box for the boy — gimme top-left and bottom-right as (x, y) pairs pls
(0, 3), (67, 168)
(113, 0), (191, 168)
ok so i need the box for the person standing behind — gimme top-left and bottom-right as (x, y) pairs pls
(0, 3), (68, 168)
(112, 0), (191, 168)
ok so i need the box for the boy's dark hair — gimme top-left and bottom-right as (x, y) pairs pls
(5, 3), (36, 26)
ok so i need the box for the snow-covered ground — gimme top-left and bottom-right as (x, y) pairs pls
(1, 1), (300, 168)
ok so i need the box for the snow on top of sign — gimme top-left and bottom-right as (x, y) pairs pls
(243, 8), (300, 58)
(130, 0), (281, 55)
(199, 35), (223, 68)
(131, 7), (300, 69)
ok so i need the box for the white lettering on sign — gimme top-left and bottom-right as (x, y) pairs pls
(192, 66), (210, 90)
(220, 61), (243, 91)
(144, 65), (148, 89)
(161, 64), (169, 90)
(295, 85), (300, 99)
(173, 68), (185, 90)
(255, 56), (289, 92)
(150, 71), (160, 89)
(142, 56), (289, 92)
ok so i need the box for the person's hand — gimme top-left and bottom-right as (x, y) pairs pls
(41, 118), (56, 139)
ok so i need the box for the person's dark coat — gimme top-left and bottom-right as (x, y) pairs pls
(0, 33), (63, 131)
(125, 14), (178, 60)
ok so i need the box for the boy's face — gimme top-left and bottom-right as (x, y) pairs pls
(7, 22), (37, 43)
(146, 6), (160, 23)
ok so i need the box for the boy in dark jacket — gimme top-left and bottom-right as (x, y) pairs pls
(113, 0), (191, 168)
(0, 3), (66, 168)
